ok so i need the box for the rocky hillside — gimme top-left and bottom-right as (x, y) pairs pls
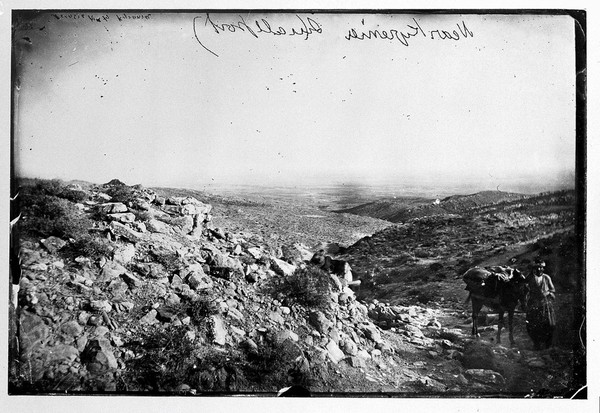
(149, 186), (394, 251)
(337, 188), (583, 396)
(337, 190), (533, 223)
(9, 179), (583, 397)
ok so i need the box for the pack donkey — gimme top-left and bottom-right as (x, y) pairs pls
(463, 266), (528, 346)
(310, 249), (358, 286)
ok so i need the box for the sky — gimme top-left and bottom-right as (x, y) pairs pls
(12, 11), (577, 193)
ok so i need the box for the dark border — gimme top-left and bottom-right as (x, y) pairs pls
(10, 9), (587, 398)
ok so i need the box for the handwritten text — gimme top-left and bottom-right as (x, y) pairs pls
(193, 13), (323, 57)
(345, 18), (474, 46)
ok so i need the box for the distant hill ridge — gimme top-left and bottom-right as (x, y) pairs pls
(335, 190), (570, 223)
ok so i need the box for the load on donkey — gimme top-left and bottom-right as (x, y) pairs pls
(463, 266), (528, 346)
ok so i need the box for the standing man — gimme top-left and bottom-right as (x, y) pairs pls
(525, 259), (556, 350)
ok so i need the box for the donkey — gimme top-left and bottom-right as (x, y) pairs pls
(463, 266), (528, 346)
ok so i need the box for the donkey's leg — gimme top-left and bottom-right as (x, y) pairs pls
(472, 299), (482, 338)
(496, 310), (504, 344)
(508, 309), (515, 346)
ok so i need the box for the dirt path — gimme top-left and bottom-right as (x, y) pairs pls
(430, 293), (577, 397)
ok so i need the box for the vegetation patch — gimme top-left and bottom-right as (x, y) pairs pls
(187, 292), (220, 324)
(266, 266), (333, 310)
(20, 181), (82, 235)
(104, 184), (137, 204)
(61, 235), (113, 261)
(122, 325), (198, 392)
(149, 249), (181, 274)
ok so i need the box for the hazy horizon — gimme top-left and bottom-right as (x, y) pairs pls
(16, 169), (575, 199)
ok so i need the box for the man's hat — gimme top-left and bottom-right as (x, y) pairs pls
(534, 258), (546, 267)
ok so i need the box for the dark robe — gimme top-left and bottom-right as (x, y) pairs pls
(526, 273), (556, 349)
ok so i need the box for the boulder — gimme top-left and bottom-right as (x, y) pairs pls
(361, 323), (383, 343)
(46, 344), (80, 363)
(180, 263), (205, 278)
(166, 196), (186, 206)
(210, 315), (228, 345)
(242, 338), (259, 355)
(98, 202), (128, 214)
(325, 340), (346, 364)
(61, 321), (84, 338)
(90, 300), (112, 313)
(461, 341), (498, 371)
(97, 261), (128, 283)
(133, 199), (152, 211)
(28, 263), (48, 272)
(268, 311), (285, 325)
(464, 369), (505, 385)
(90, 326), (110, 338)
(275, 330), (299, 344)
(308, 310), (333, 335)
(281, 245), (305, 264)
(113, 244), (136, 264)
(109, 221), (144, 243)
(375, 341), (393, 353)
(156, 306), (178, 323)
(187, 272), (214, 290)
(165, 292), (181, 306)
(409, 376), (447, 392)
(341, 339), (358, 356)
(271, 257), (297, 277)
(146, 219), (171, 234)
(164, 216), (194, 234)
(121, 272), (143, 288)
(207, 250), (244, 274)
(328, 327), (341, 343)
(403, 324), (425, 338)
(108, 212), (136, 223)
(81, 338), (118, 373)
(135, 263), (167, 279)
(96, 192), (112, 201)
(41, 236), (67, 253)
(181, 202), (212, 217)
(19, 312), (50, 358)
(247, 247), (263, 260)
(347, 356), (366, 368)
(139, 309), (158, 325)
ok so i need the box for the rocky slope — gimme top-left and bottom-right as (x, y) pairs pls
(9, 179), (583, 397)
(337, 190), (534, 223)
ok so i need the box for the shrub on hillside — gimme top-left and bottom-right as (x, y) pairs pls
(123, 325), (198, 392)
(266, 266), (333, 310)
(62, 235), (113, 261)
(104, 185), (137, 204)
(192, 336), (310, 392)
(188, 293), (219, 324)
(18, 179), (110, 260)
(243, 335), (312, 389)
(22, 179), (88, 202)
(28, 179), (64, 197)
(59, 188), (88, 203)
(150, 249), (181, 274)
(20, 193), (93, 240)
